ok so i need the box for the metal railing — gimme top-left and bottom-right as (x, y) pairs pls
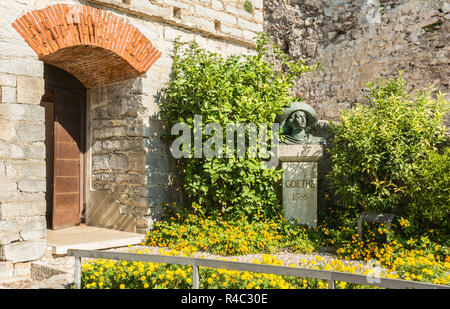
(68, 249), (449, 289)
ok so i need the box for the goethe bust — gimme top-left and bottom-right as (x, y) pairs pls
(277, 102), (325, 145)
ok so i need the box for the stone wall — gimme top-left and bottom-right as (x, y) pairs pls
(83, 0), (264, 47)
(84, 5), (256, 234)
(264, 0), (450, 120)
(0, 0), (260, 272)
(0, 0), (47, 271)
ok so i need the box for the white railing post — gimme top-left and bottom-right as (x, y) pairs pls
(74, 255), (81, 289)
(192, 264), (199, 289)
(328, 279), (335, 289)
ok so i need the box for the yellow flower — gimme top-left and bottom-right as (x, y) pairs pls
(119, 284), (125, 289)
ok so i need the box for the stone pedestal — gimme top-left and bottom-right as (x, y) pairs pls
(278, 144), (323, 228)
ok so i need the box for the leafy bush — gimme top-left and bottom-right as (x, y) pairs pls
(328, 76), (448, 221)
(160, 34), (317, 218)
(407, 148), (450, 230)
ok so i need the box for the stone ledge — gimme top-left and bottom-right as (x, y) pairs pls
(278, 144), (323, 162)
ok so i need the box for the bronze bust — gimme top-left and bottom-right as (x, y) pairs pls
(277, 102), (325, 145)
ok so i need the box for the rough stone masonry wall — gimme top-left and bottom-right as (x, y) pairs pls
(108, 5), (259, 233)
(264, 0), (450, 120)
(79, 0), (263, 234)
(0, 0), (47, 277)
(0, 0), (262, 274)
(88, 79), (148, 232)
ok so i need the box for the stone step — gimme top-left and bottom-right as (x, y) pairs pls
(46, 225), (145, 255)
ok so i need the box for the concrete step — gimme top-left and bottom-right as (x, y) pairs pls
(46, 225), (145, 255)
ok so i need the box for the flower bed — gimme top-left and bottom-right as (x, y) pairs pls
(81, 249), (386, 289)
(79, 208), (450, 289)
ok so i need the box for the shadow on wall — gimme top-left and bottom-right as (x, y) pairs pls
(86, 190), (136, 233)
(311, 120), (336, 214)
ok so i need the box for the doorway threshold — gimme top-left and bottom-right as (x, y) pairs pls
(46, 225), (145, 255)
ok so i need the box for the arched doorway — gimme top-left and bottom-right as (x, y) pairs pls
(12, 3), (161, 234)
(41, 65), (86, 229)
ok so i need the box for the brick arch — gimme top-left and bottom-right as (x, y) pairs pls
(12, 4), (161, 87)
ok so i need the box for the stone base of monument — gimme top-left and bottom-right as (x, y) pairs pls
(278, 144), (323, 228)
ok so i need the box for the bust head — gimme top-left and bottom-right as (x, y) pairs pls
(276, 102), (325, 145)
(286, 110), (308, 134)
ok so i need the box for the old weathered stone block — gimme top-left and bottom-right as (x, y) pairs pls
(110, 153), (129, 171)
(0, 123), (17, 142)
(92, 173), (115, 182)
(24, 143), (47, 160)
(15, 122), (45, 143)
(0, 59), (43, 77)
(0, 193), (46, 220)
(128, 153), (145, 172)
(0, 204), (19, 220)
(0, 161), (5, 177)
(0, 86), (16, 103)
(19, 216), (46, 240)
(0, 220), (20, 245)
(0, 178), (18, 194)
(92, 154), (111, 170)
(0, 73), (16, 87)
(146, 152), (173, 171)
(0, 239), (46, 263)
(102, 139), (121, 151)
(0, 103), (44, 122)
(0, 262), (14, 279)
(13, 262), (31, 277)
(5, 160), (45, 178)
(93, 126), (127, 139)
(17, 178), (46, 193)
(148, 172), (172, 186)
(16, 76), (45, 104)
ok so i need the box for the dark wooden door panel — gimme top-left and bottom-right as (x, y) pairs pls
(55, 142), (80, 159)
(53, 177), (79, 193)
(52, 89), (82, 229)
(54, 158), (80, 177)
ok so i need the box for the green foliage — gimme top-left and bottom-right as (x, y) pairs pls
(328, 75), (449, 221)
(243, 0), (254, 13)
(160, 33), (317, 218)
(408, 148), (450, 231)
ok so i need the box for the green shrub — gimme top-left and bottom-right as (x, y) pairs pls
(160, 33), (317, 218)
(328, 76), (448, 220)
(407, 148), (450, 231)
(243, 0), (254, 13)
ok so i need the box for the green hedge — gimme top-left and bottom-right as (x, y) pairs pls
(328, 75), (449, 230)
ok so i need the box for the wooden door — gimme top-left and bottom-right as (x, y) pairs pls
(52, 89), (82, 229)
(41, 99), (55, 228)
